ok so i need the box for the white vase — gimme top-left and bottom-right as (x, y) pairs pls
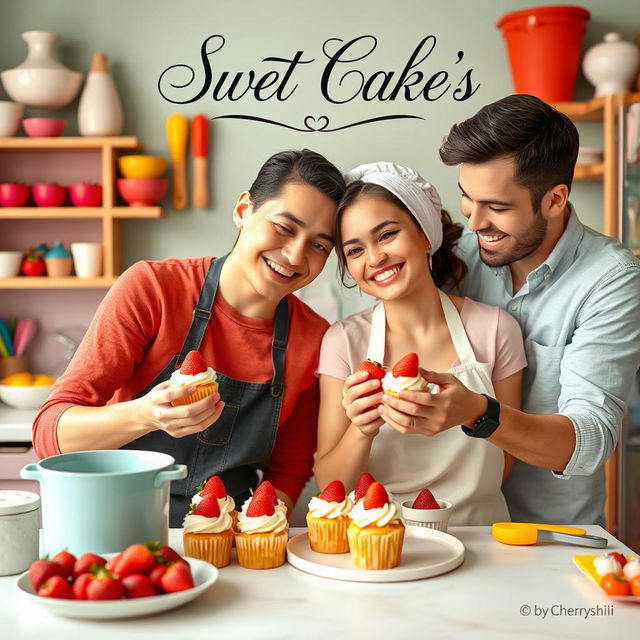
(0, 31), (83, 109)
(78, 53), (123, 136)
(582, 33), (640, 97)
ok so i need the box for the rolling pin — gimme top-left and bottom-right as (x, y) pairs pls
(165, 113), (188, 210)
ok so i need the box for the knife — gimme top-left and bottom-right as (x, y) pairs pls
(492, 522), (608, 548)
(191, 114), (209, 209)
(165, 113), (188, 210)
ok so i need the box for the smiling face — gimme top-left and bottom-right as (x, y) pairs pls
(232, 182), (337, 304)
(340, 195), (431, 300)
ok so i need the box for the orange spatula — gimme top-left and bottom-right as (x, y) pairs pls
(165, 113), (188, 210)
(191, 114), (209, 209)
(492, 522), (607, 548)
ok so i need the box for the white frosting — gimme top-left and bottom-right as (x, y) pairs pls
(382, 372), (439, 395)
(170, 366), (217, 387)
(192, 492), (235, 514)
(308, 496), (352, 519)
(593, 554), (622, 577)
(182, 510), (233, 534)
(349, 499), (401, 528)
(236, 508), (288, 534)
(623, 557), (640, 580)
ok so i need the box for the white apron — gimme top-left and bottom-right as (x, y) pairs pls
(366, 290), (510, 525)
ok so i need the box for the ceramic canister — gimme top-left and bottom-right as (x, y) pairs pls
(0, 491), (40, 576)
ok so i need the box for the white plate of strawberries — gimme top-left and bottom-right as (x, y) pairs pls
(14, 543), (219, 619)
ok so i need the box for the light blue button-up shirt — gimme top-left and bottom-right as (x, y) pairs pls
(453, 206), (640, 525)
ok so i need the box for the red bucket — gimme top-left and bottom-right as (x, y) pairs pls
(497, 5), (591, 102)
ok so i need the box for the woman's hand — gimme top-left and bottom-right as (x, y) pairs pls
(341, 370), (385, 437)
(137, 381), (225, 438)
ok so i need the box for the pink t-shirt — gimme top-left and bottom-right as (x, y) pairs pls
(318, 297), (527, 381)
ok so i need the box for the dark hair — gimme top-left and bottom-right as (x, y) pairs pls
(439, 94), (579, 211)
(335, 181), (467, 289)
(248, 149), (345, 209)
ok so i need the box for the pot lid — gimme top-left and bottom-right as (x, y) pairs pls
(0, 490), (40, 515)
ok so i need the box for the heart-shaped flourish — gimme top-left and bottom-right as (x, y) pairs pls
(303, 115), (330, 131)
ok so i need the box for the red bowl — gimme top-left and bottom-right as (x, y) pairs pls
(0, 183), (30, 207)
(69, 183), (103, 207)
(32, 184), (68, 207)
(22, 117), (66, 137)
(117, 178), (168, 207)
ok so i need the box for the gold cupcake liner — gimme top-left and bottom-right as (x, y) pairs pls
(235, 530), (288, 569)
(182, 528), (234, 568)
(347, 522), (405, 570)
(171, 382), (218, 406)
(306, 513), (350, 553)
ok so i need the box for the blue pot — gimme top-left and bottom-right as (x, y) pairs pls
(21, 450), (187, 556)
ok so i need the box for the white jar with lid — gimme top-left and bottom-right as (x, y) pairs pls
(0, 491), (40, 575)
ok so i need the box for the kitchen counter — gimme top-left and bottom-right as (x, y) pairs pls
(0, 405), (35, 442)
(1, 526), (636, 639)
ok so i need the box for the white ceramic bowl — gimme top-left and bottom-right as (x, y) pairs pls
(0, 101), (24, 136)
(401, 499), (453, 532)
(0, 384), (53, 410)
(0, 251), (22, 278)
(1, 68), (82, 110)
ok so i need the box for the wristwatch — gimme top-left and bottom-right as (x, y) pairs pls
(461, 394), (500, 438)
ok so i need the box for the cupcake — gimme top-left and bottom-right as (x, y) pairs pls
(306, 480), (352, 553)
(382, 353), (438, 398)
(182, 493), (234, 568)
(170, 350), (218, 406)
(347, 482), (404, 570)
(235, 490), (289, 569)
(192, 475), (238, 529)
(401, 488), (453, 532)
(347, 472), (376, 505)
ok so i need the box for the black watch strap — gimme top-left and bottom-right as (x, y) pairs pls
(461, 394), (500, 438)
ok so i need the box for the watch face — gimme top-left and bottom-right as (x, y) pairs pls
(475, 417), (499, 437)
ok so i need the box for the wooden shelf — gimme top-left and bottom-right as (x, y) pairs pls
(574, 163), (604, 181)
(0, 207), (164, 219)
(551, 96), (606, 121)
(0, 276), (116, 288)
(0, 136), (141, 150)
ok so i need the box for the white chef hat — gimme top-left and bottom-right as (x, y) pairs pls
(344, 161), (444, 254)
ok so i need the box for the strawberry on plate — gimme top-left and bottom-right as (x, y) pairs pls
(73, 552), (107, 579)
(392, 353), (419, 378)
(121, 573), (157, 599)
(29, 559), (66, 591)
(160, 561), (194, 593)
(111, 543), (156, 577)
(86, 567), (124, 601)
(51, 550), (76, 579)
(37, 575), (73, 600)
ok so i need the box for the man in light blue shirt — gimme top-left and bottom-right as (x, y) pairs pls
(389, 95), (640, 525)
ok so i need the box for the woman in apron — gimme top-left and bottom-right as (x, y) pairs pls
(33, 149), (345, 526)
(315, 162), (526, 525)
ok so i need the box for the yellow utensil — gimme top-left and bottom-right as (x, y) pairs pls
(492, 522), (608, 548)
(165, 113), (188, 210)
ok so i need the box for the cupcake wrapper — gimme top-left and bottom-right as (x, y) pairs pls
(347, 523), (405, 570)
(306, 514), (350, 553)
(235, 530), (288, 569)
(183, 529), (234, 568)
(171, 382), (218, 406)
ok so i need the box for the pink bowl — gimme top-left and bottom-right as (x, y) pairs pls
(32, 184), (68, 207)
(117, 178), (168, 207)
(0, 183), (30, 207)
(22, 117), (66, 137)
(69, 183), (103, 207)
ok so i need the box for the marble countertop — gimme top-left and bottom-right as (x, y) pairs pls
(0, 405), (35, 442)
(1, 525), (636, 639)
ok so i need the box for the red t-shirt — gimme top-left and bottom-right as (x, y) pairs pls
(32, 257), (328, 504)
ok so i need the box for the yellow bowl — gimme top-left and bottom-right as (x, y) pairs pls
(118, 155), (167, 179)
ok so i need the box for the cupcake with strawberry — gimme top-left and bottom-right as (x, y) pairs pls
(347, 482), (404, 570)
(169, 350), (218, 406)
(382, 352), (439, 398)
(182, 492), (234, 568)
(307, 480), (352, 553)
(192, 475), (238, 528)
(235, 487), (289, 569)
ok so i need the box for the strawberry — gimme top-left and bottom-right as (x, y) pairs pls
(179, 350), (206, 375)
(363, 482), (389, 510)
(86, 567), (124, 601)
(72, 572), (93, 600)
(353, 472), (376, 502)
(609, 552), (627, 568)
(253, 480), (278, 506)
(160, 561), (194, 593)
(150, 544), (184, 566)
(37, 575), (73, 600)
(199, 475), (227, 499)
(105, 552), (122, 573)
(392, 353), (419, 377)
(193, 493), (221, 518)
(411, 489), (440, 510)
(319, 480), (346, 503)
(246, 492), (275, 517)
(111, 543), (156, 577)
(121, 573), (157, 599)
(29, 559), (66, 591)
(356, 360), (386, 397)
(51, 550), (76, 579)
(149, 564), (167, 592)
(73, 552), (107, 579)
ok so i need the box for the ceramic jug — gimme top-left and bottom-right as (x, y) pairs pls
(583, 33), (640, 97)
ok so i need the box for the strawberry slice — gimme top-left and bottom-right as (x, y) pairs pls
(193, 493), (220, 518)
(353, 472), (376, 502)
(319, 480), (346, 503)
(392, 353), (419, 377)
(411, 488), (440, 509)
(246, 492), (275, 517)
(253, 480), (278, 506)
(363, 482), (389, 510)
(200, 475), (227, 499)
(179, 350), (206, 375)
